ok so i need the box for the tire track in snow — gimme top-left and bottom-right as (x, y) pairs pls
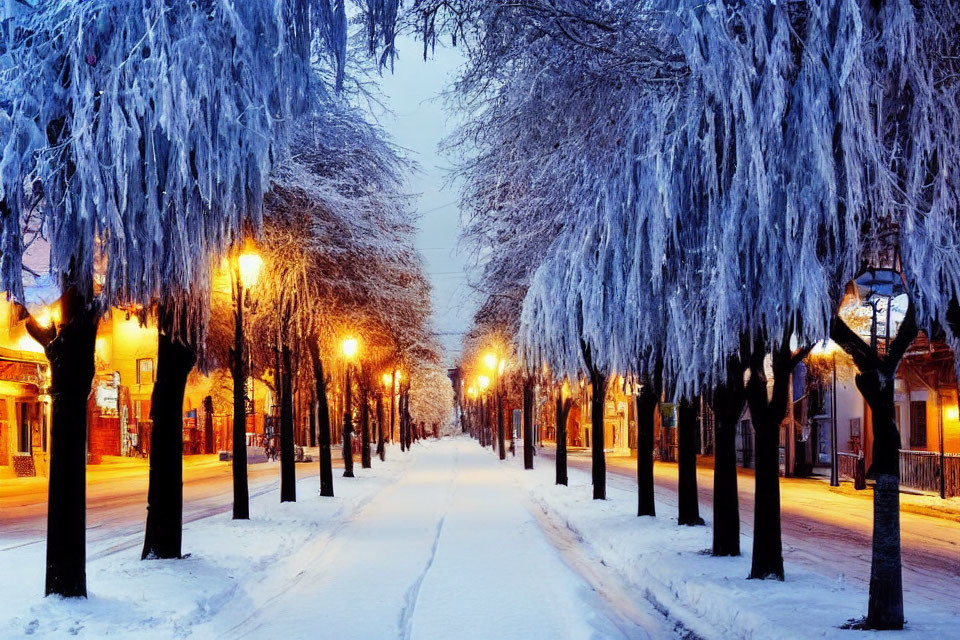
(399, 445), (459, 640)
(398, 514), (447, 640)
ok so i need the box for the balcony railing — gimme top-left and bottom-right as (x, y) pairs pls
(899, 450), (960, 498)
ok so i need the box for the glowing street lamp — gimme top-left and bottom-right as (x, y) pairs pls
(478, 375), (490, 391)
(238, 249), (264, 290)
(483, 351), (509, 459)
(342, 337), (358, 359)
(341, 337), (360, 478)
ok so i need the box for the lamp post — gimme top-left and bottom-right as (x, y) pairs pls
(467, 385), (479, 439)
(478, 375), (491, 450)
(484, 352), (508, 460)
(341, 337), (358, 478)
(231, 246), (263, 520)
(380, 372), (392, 461)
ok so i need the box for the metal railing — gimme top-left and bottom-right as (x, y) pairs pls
(899, 450), (960, 498)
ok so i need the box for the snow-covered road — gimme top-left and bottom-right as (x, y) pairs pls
(228, 440), (671, 640)
(1, 439), (677, 639)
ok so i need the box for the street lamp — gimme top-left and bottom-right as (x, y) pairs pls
(478, 375), (491, 448)
(380, 372), (393, 460)
(230, 245), (262, 520)
(483, 352), (509, 459)
(341, 337), (359, 478)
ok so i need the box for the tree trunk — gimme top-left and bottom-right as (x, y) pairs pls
(713, 418), (740, 555)
(555, 395), (571, 485)
(376, 392), (386, 461)
(852, 367), (905, 628)
(279, 342), (296, 502)
(400, 388), (407, 452)
(230, 279), (249, 520)
(745, 339), (795, 581)
(708, 354), (747, 557)
(142, 306), (197, 560)
(867, 472), (903, 629)
(635, 384), (658, 517)
(361, 386), (371, 468)
(589, 368), (607, 500)
(677, 397), (704, 526)
(307, 339), (334, 497)
(523, 377), (535, 470)
(342, 366), (355, 477)
(39, 285), (99, 597)
(748, 406), (784, 580)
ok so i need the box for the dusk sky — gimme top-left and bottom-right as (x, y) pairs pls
(376, 36), (474, 367)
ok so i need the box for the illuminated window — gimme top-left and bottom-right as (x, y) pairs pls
(137, 358), (154, 385)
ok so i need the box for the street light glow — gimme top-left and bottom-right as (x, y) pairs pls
(483, 353), (497, 370)
(382, 372), (393, 387)
(237, 250), (264, 289)
(477, 375), (490, 391)
(342, 337), (359, 358)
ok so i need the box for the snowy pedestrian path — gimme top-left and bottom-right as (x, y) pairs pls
(229, 439), (669, 640)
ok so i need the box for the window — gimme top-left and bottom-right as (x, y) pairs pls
(137, 358), (154, 385)
(18, 403), (30, 453)
(909, 401), (927, 448)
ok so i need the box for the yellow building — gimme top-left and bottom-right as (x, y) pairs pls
(0, 299), (50, 477)
(0, 298), (275, 475)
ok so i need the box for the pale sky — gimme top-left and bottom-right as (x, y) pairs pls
(375, 36), (475, 368)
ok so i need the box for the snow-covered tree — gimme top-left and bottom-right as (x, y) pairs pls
(0, 0), (343, 597)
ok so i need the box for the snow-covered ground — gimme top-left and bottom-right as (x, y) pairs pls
(4, 438), (956, 639)
(0, 440), (671, 639)
(515, 454), (960, 639)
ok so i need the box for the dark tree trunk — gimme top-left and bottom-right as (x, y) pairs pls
(747, 400), (784, 580)
(745, 333), (808, 581)
(376, 392), (386, 461)
(635, 383), (659, 517)
(342, 367), (355, 477)
(555, 394), (572, 485)
(589, 367), (607, 500)
(142, 306), (197, 560)
(523, 377), (535, 470)
(361, 386), (372, 468)
(497, 386), (506, 460)
(832, 305), (917, 630)
(399, 388), (407, 452)
(307, 339), (334, 497)
(712, 418), (741, 555)
(33, 285), (99, 597)
(279, 342), (296, 502)
(230, 277), (249, 520)
(707, 354), (747, 557)
(677, 397), (705, 526)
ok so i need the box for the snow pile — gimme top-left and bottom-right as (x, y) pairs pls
(0, 451), (415, 639)
(516, 463), (959, 639)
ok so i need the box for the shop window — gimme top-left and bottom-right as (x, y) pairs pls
(137, 358), (154, 385)
(909, 401), (927, 448)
